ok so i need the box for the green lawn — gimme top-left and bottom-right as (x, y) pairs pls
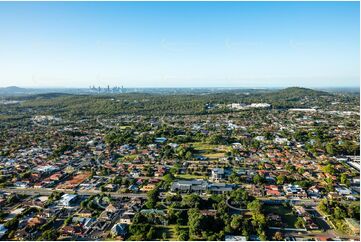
(119, 125), (132, 129)
(264, 205), (299, 228)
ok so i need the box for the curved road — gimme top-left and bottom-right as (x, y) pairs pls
(225, 197), (249, 212)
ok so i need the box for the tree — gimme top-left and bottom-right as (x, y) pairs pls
(340, 174), (350, 187)
(252, 212), (266, 228)
(162, 232), (167, 240)
(253, 174), (265, 184)
(4, 217), (19, 230)
(146, 166), (154, 176)
(247, 200), (262, 212)
(273, 231), (283, 241)
(295, 217), (305, 228)
(333, 206), (346, 219)
(317, 199), (329, 214)
(38, 229), (59, 240)
(132, 212), (147, 224)
(178, 230), (189, 241)
(276, 175), (285, 185)
(129, 224), (151, 240)
(64, 216), (73, 226)
(185, 151), (193, 160)
(215, 200), (229, 219)
(258, 231), (267, 241)
(326, 143), (335, 155)
(207, 134), (226, 145)
(146, 227), (156, 240)
(145, 186), (160, 208)
(230, 214), (243, 233)
(285, 163), (295, 172)
(181, 194), (201, 208)
(188, 208), (203, 237)
(298, 167), (305, 174)
(163, 174), (175, 184)
(322, 163), (335, 175)
(324, 177), (334, 192)
(230, 188), (252, 204)
(294, 130), (308, 142)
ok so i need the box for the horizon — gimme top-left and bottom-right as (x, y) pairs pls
(0, 1), (360, 88)
(1, 85), (360, 90)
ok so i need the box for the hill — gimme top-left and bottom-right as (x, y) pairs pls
(254, 87), (332, 103)
(275, 87), (330, 97)
(2, 86), (353, 117)
(0, 86), (28, 94)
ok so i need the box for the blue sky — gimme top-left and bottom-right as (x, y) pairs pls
(0, 1), (359, 88)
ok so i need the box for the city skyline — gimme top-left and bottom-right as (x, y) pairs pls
(0, 1), (359, 88)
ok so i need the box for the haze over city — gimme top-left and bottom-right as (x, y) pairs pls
(0, 1), (359, 88)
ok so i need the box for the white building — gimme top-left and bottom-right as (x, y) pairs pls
(289, 108), (317, 112)
(335, 187), (352, 196)
(34, 165), (59, 173)
(249, 103), (271, 108)
(255, 136), (265, 141)
(274, 137), (289, 144)
(59, 194), (77, 206)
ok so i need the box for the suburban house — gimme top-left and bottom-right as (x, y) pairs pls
(111, 223), (128, 237)
(211, 168), (225, 182)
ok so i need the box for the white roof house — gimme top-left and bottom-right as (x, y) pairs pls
(335, 187), (352, 196)
(59, 194), (77, 206)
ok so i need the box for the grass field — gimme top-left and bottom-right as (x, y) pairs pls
(191, 142), (229, 153)
(203, 153), (225, 159)
(190, 142), (228, 162)
(175, 174), (207, 180)
(122, 154), (138, 160)
(190, 142), (220, 151)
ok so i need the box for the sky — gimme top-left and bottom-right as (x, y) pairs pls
(0, 1), (359, 88)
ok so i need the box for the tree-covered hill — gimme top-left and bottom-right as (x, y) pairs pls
(1, 87), (358, 118)
(243, 87), (334, 107)
(267, 86), (331, 98)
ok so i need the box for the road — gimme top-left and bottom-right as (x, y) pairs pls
(0, 187), (147, 198)
(258, 197), (319, 206)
